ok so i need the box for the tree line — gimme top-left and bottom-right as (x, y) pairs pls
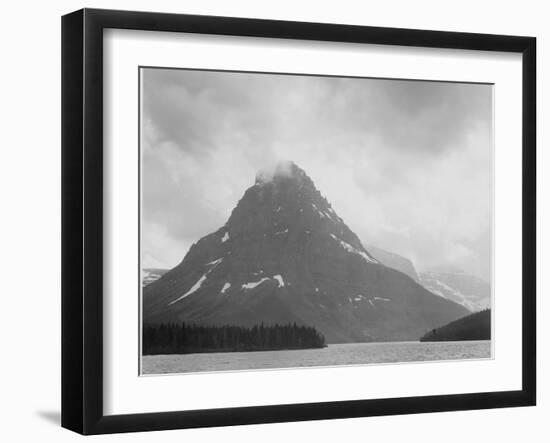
(420, 309), (491, 342)
(143, 322), (327, 355)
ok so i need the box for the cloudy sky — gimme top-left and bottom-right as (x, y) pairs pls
(141, 68), (493, 281)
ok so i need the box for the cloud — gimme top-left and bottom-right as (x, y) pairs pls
(141, 68), (493, 280)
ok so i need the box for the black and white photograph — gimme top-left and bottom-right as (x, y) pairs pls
(140, 68), (493, 375)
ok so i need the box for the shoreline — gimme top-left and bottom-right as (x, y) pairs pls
(143, 344), (328, 356)
(143, 340), (490, 357)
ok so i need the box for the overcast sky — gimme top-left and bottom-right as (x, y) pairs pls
(141, 68), (493, 280)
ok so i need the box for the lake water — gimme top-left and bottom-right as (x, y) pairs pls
(142, 340), (491, 375)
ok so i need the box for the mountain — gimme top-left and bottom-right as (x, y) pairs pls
(368, 246), (420, 282)
(418, 271), (491, 312)
(143, 161), (469, 343)
(420, 309), (491, 342)
(143, 268), (168, 287)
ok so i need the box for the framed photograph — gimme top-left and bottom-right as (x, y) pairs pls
(61, 8), (536, 435)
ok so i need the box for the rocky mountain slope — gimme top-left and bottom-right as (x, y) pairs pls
(143, 161), (469, 342)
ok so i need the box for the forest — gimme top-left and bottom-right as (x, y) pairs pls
(420, 309), (491, 342)
(143, 322), (327, 355)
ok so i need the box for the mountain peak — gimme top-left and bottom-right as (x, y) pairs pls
(144, 160), (470, 342)
(226, 161), (378, 268)
(255, 160), (306, 185)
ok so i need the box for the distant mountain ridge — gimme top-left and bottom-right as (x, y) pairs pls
(368, 246), (420, 282)
(143, 161), (469, 342)
(365, 248), (491, 312)
(143, 268), (168, 287)
(419, 271), (491, 312)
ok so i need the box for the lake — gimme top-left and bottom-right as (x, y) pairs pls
(142, 340), (491, 375)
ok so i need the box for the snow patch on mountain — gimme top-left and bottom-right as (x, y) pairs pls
(142, 268), (167, 287)
(169, 273), (209, 305)
(168, 257), (224, 305)
(206, 257), (223, 266)
(330, 234), (377, 264)
(323, 210), (336, 222)
(242, 277), (270, 290)
(273, 275), (285, 287)
(419, 271), (491, 312)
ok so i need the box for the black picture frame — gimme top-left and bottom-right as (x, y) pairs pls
(61, 8), (536, 435)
